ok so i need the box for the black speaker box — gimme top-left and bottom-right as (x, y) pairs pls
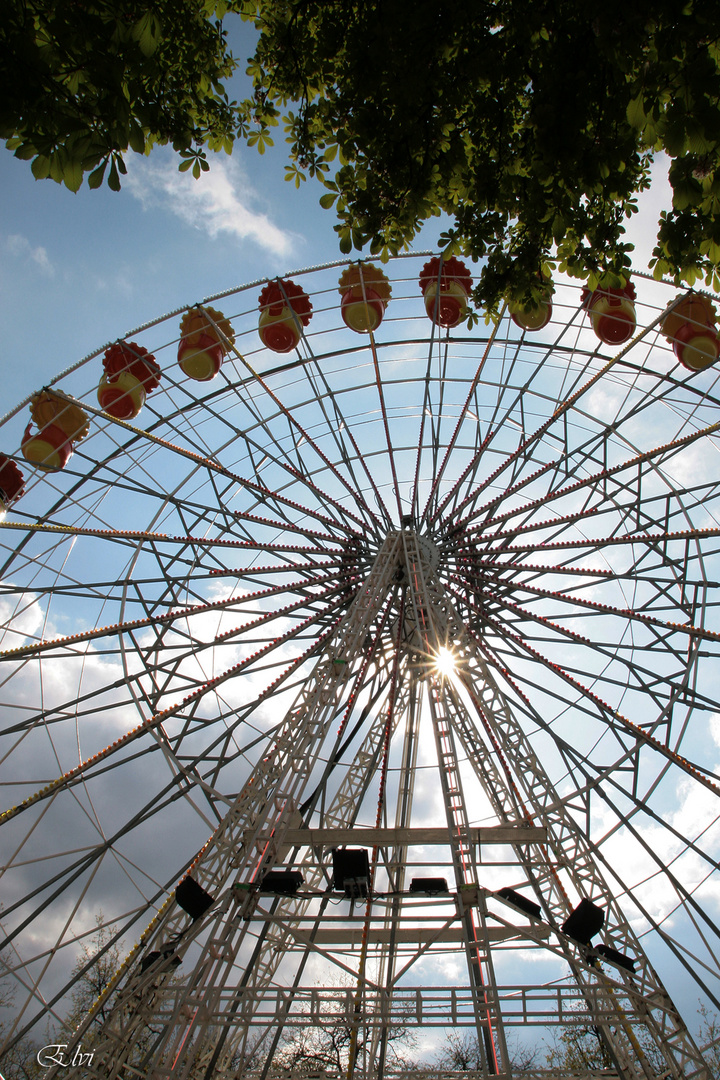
(176, 875), (214, 920)
(332, 848), (370, 898)
(561, 898), (604, 943)
(261, 870), (304, 896)
(497, 887), (542, 920)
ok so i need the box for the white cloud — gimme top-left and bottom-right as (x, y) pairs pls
(711, 713), (720, 749)
(623, 153), (673, 271)
(124, 153), (295, 259)
(6, 234), (55, 277)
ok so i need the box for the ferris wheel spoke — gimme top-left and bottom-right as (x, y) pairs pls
(3, 846), (202, 1050)
(0, 564), (347, 671)
(472, 632), (693, 795)
(0, 520), (351, 562)
(582, 817), (720, 1011)
(457, 425), (720, 549)
(409, 330), (442, 524)
(418, 320), (503, 528)
(474, 488), (720, 565)
(459, 631), (717, 855)
(459, 570), (720, 654)
(3, 704), (305, 944)
(3, 259), (719, 1078)
(460, 541), (705, 635)
(123, 542), (351, 654)
(23, 630), (338, 812)
(556, 741), (720, 906)
(448, 425), (720, 559)
(415, 337), (467, 520)
(128, 556), (348, 646)
(1, 596), (349, 824)
(452, 572), (697, 730)
(426, 321), (596, 526)
(451, 561), (716, 756)
(226, 343), (385, 536)
(145, 552), (350, 605)
(19, 681), (305, 840)
(0, 523), (357, 633)
(469, 605), (720, 802)
(80, 405), (368, 544)
(459, 592), (687, 749)
(74, 381), (342, 527)
(298, 347), (397, 531)
(437, 349), (710, 536)
(443, 648), (706, 1054)
(477, 611), (690, 734)
(492, 525), (720, 562)
(365, 333), (406, 522)
(525, 371), (695, 497)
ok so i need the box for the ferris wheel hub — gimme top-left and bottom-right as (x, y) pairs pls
(406, 531), (440, 572)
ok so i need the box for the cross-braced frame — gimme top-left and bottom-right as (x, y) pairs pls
(0, 257), (719, 1078)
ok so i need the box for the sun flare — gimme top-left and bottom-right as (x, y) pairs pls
(435, 646), (457, 678)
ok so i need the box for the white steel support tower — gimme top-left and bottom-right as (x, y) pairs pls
(1, 257), (719, 1079)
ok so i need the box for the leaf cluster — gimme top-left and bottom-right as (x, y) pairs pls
(5, 0), (720, 316)
(697, 1003), (720, 1075)
(434, 1029), (537, 1073)
(241, 0), (720, 314)
(275, 981), (416, 1079)
(1, 0), (240, 191)
(546, 1017), (666, 1074)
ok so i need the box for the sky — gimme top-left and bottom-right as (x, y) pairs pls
(4, 21), (719, 1069)
(0, 132), (338, 412)
(0, 15), (343, 410)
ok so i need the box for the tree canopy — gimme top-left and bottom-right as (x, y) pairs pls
(4, 0), (720, 311)
(1, 0), (237, 191)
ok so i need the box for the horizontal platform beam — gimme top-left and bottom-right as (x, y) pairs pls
(145, 984), (645, 1031)
(304, 925), (550, 946)
(270, 825), (547, 847)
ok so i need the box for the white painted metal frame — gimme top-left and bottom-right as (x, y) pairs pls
(0, 257), (718, 1079)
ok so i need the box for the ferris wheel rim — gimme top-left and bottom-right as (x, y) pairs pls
(0, 255), (719, 1073)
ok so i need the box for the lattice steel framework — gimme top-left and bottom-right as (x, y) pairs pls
(1, 256), (719, 1079)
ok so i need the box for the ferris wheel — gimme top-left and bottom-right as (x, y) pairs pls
(0, 253), (719, 1079)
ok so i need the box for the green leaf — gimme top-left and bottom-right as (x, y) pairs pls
(88, 161), (108, 189)
(13, 143), (36, 161)
(31, 156), (51, 180)
(663, 121), (687, 158)
(319, 192), (337, 209)
(128, 123), (145, 154)
(132, 12), (163, 57)
(48, 153), (64, 184)
(672, 182), (698, 211)
(551, 214), (566, 240)
(62, 158), (83, 192)
(179, 158), (194, 171)
(108, 160), (121, 191)
(626, 96), (646, 129)
(284, 164), (303, 187)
